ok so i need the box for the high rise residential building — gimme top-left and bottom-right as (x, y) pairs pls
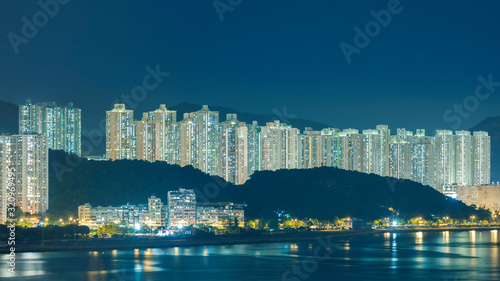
(361, 129), (381, 175)
(148, 104), (177, 163)
(454, 131), (473, 186)
(260, 120), (299, 171)
(183, 105), (220, 176)
(321, 129), (349, 169)
(299, 128), (322, 169)
(179, 115), (202, 169)
(148, 104), (177, 124)
(0, 136), (11, 224)
(106, 104), (136, 160)
(435, 130), (455, 188)
(7, 134), (49, 215)
(166, 121), (181, 166)
(340, 129), (363, 172)
(375, 125), (391, 177)
(246, 121), (261, 177)
(389, 133), (411, 180)
(472, 131), (490, 185)
(19, 99), (81, 156)
(167, 188), (196, 228)
(318, 128), (337, 168)
(220, 114), (248, 185)
(136, 113), (164, 162)
(409, 130), (436, 187)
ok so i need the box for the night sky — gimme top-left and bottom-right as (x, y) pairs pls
(1, 1), (500, 134)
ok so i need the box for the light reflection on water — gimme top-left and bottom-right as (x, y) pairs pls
(0, 230), (499, 280)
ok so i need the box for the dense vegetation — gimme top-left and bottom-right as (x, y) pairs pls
(224, 168), (489, 220)
(49, 150), (488, 221)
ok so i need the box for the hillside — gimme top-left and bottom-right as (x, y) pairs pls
(48, 150), (487, 220)
(470, 116), (500, 181)
(0, 100), (18, 134)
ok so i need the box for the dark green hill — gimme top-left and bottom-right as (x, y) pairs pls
(228, 168), (486, 220)
(48, 150), (487, 220)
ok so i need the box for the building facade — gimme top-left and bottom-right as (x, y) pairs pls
(167, 188), (196, 228)
(19, 99), (81, 156)
(106, 104), (136, 160)
(1, 135), (49, 216)
(196, 202), (245, 228)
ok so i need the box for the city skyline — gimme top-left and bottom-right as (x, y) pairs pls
(105, 103), (491, 189)
(2, 2), (500, 279)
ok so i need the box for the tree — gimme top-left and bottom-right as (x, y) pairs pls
(98, 223), (123, 236)
(283, 220), (295, 228)
(246, 220), (257, 229)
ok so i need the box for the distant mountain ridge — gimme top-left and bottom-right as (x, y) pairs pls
(469, 116), (500, 181)
(169, 102), (330, 131)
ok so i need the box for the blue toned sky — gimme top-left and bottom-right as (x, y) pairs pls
(0, 0), (499, 133)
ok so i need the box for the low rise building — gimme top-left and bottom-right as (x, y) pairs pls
(196, 202), (245, 228)
(168, 188), (196, 228)
(456, 185), (500, 213)
(78, 196), (161, 229)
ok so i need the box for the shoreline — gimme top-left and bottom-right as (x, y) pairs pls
(3, 226), (499, 253)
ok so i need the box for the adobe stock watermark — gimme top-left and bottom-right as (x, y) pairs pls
(51, 64), (170, 182)
(443, 74), (500, 129)
(7, 0), (70, 54)
(272, 106), (297, 125)
(213, 0), (243, 22)
(386, 176), (405, 193)
(5, 166), (17, 274)
(281, 236), (339, 281)
(339, 0), (407, 64)
(194, 176), (231, 203)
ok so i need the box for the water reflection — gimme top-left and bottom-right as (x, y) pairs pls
(470, 230), (476, 243)
(391, 233), (398, 269)
(491, 230), (499, 280)
(2, 231), (500, 280)
(416, 231), (423, 245)
(442, 231), (449, 244)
